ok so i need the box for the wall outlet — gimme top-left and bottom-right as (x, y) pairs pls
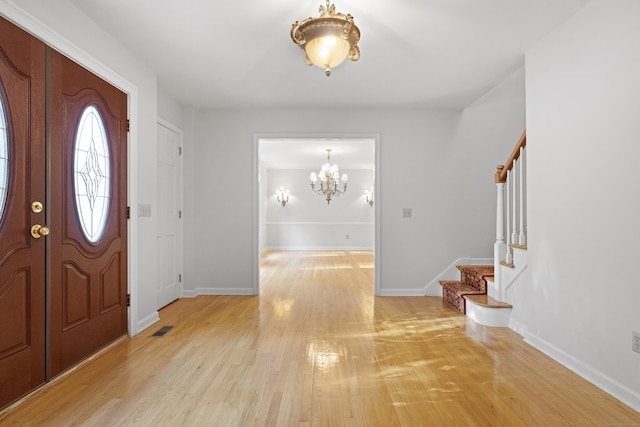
(633, 331), (640, 354)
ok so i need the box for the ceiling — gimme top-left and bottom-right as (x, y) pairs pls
(66, 0), (587, 168)
(259, 138), (375, 170)
(70, 0), (589, 111)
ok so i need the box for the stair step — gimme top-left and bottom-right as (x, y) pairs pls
(509, 243), (527, 250)
(455, 265), (494, 274)
(500, 261), (515, 268)
(439, 280), (486, 314)
(456, 265), (493, 295)
(463, 294), (512, 309)
(485, 275), (494, 283)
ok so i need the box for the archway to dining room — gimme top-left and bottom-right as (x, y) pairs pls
(253, 135), (380, 297)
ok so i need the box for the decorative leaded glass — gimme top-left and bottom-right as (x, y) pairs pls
(0, 92), (8, 224)
(74, 105), (110, 243)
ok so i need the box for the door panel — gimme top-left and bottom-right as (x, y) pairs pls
(0, 17), (46, 407)
(156, 123), (182, 308)
(48, 49), (128, 377)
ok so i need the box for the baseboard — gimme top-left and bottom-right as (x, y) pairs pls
(378, 289), (427, 297)
(264, 246), (374, 251)
(424, 257), (494, 296)
(136, 311), (160, 335)
(524, 332), (640, 413)
(182, 289), (198, 298)
(181, 287), (256, 297)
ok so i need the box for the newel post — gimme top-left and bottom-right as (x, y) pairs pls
(493, 165), (507, 299)
(495, 165), (506, 245)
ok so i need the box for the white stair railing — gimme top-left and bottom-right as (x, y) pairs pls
(493, 131), (527, 299)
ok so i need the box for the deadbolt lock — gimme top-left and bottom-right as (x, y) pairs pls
(31, 201), (44, 213)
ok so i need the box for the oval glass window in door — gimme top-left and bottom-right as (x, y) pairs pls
(74, 105), (110, 243)
(0, 91), (8, 224)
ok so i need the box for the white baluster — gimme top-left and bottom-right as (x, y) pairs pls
(511, 159), (518, 246)
(505, 169), (512, 264)
(519, 147), (526, 245)
(496, 181), (505, 245)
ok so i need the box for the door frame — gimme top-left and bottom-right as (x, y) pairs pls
(2, 3), (140, 335)
(252, 133), (381, 296)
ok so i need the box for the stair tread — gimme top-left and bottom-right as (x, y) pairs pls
(500, 261), (515, 268)
(509, 244), (527, 250)
(455, 265), (494, 274)
(463, 294), (513, 309)
(439, 280), (485, 294)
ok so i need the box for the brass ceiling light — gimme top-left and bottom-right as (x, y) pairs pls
(290, 1), (361, 77)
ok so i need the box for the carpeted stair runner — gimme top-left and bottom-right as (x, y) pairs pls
(439, 265), (494, 313)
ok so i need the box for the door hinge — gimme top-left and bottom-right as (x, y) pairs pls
(127, 119), (130, 132)
(178, 210), (182, 219)
(178, 146), (182, 155)
(126, 206), (130, 219)
(179, 274), (182, 283)
(127, 293), (131, 307)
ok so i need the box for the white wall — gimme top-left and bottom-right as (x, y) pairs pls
(1, 0), (161, 334)
(188, 106), (522, 296)
(525, 0), (640, 410)
(158, 87), (184, 129)
(265, 168), (375, 250)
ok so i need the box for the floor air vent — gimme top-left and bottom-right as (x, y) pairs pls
(151, 326), (173, 337)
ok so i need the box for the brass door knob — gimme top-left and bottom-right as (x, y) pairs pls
(31, 224), (50, 239)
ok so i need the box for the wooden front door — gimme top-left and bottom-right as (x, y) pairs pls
(0, 17), (128, 406)
(0, 16), (47, 408)
(47, 50), (128, 377)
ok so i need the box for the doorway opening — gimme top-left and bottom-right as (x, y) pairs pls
(253, 135), (380, 295)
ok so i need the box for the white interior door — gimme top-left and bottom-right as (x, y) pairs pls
(156, 121), (183, 309)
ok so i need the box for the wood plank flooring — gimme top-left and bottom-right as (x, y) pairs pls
(1, 250), (638, 426)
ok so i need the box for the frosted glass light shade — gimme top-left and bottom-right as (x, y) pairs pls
(305, 36), (350, 69)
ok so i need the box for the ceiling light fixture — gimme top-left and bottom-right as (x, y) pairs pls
(310, 149), (348, 204)
(290, 1), (361, 77)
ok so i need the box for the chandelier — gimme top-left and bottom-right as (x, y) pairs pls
(309, 149), (348, 204)
(290, 1), (361, 77)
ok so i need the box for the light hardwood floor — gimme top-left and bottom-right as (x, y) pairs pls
(1, 250), (639, 426)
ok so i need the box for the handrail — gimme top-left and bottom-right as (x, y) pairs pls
(495, 130), (526, 183)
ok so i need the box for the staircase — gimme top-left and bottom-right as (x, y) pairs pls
(435, 130), (527, 327)
(440, 265), (514, 327)
(439, 265), (494, 313)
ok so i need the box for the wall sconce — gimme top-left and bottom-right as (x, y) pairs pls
(276, 187), (290, 207)
(365, 187), (374, 207)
